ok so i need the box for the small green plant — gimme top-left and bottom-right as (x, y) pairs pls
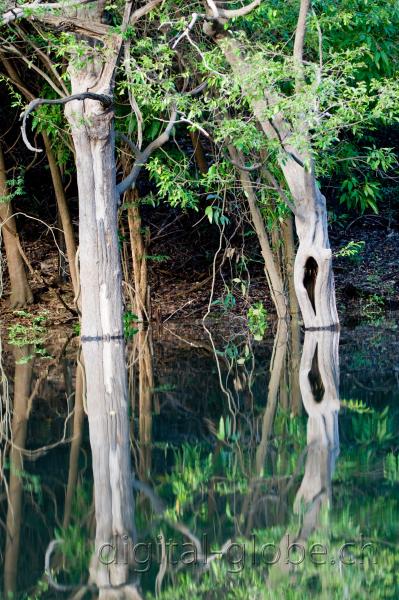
(8, 310), (50, 362)
(123, 310), (139, 339)
(360, 293), (385, 323)
(0, 171), (25, 204)
(335, 240), (365, 259)
(144, 254), (170, 262)
(384, 452), (399, 484)
(247, 302), (268, 341)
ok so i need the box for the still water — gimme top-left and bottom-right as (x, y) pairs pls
(0, 318), (398, 599)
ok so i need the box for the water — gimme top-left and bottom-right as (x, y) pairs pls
(0, 319), (398, 599)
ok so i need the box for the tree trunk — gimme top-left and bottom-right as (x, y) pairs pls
(281, 215), (300, 318)
(127, 191), (149, 322)
(42, 133), (78, 298)
(228, 146), (287, 319)
(65, 63), (136, 590)
(294, 188), (339, 329)
(0, 145), (33, 308)
(189, 129), (208, 174)
(211, 33), (339, 329)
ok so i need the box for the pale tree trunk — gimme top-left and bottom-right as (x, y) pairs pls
(293, 329), (340, 538)
(65, 60), (136, 591)
(271, 329), (339, 581)
(4, 346), (33, 597)
(207, 27), (339, 329)
(0, 145), (33, 308)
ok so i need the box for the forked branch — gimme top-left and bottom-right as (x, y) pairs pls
(117, 108), (178, 195)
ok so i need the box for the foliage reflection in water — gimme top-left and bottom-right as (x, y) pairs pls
(0, 320), (398, 599)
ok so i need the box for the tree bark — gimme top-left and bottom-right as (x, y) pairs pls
(65, 61), (136, 590)
(0, 145), (33, 308)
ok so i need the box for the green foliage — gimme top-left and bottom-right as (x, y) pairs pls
(123, 310), (139, 338)
(334, 240), (365, 258)
(0, 171), (25, 204)
(360, 293), (385, 323)
(247, 302), (268, 341)
(8, 310), (50, 362)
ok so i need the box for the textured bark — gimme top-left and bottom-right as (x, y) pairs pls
(65, 60), (136, 590)
(0, 145), (33, 308)
(4, 347), (33, 596)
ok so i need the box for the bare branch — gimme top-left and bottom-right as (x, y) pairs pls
(206, 0), (262, 19)
(124, 40), (144, 149)
(130, 0), (164, 23)
(20, 94), (112, 152)
(3, 42), (66, 97)
(15, 23), (70, 96)
(172, 12), (198, 49)
(117, 108), (177, 196)
(1, 0), (95, 25)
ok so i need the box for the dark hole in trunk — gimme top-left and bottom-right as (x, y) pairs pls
(308, 343), (325, 403)
(303, 256), (318, 314)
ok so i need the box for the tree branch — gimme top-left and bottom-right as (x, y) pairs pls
(117, 108), (178, 196)
(130, 0), (164, 23)
(20, 94), (112, 152)
(293, 0), (310, 65)
(205, 0), (262, 19)
(1, 0), (95, 25)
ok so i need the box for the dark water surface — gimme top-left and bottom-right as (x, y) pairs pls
(0, 318), (398, 599)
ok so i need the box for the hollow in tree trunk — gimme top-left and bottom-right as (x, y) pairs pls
(294, 185), (339, 330)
